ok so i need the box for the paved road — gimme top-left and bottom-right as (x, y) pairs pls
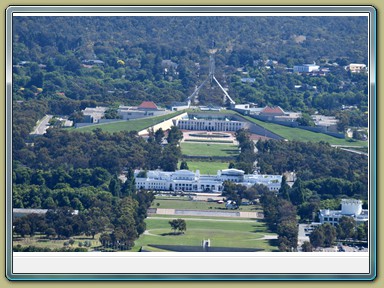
(339, 148), (368, 156)
(31, 115), (52, 135)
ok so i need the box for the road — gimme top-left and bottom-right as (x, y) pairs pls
(339, 148), (368, 156)
(30, 115), (52, 135)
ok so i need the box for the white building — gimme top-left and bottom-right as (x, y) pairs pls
(293, 64), (320, 73)
(345, 63), (367, 73)
(82, 106), (108, 123)
(176, 118), (246, 132)
(134, 168), (282, 193)
(318, 199), (368, 226)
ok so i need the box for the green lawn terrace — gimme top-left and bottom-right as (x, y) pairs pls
(131, 216), (278, 252)
(73, 110), (184, 133)
(180, 142), (239, 158)
(178, 160), (230, 175)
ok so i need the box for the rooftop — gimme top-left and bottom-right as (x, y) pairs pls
(261, 106), (285, 115)
(138, 101), (158, 110)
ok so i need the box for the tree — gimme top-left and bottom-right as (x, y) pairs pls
(177, 218), (187, 234)
(278, 175), (290, 201)
(179, 161), (189, 170)
(356, 222), (368, 241)
(301, 241), (313, 252)
(161, 144), (181, 171)
(296, 113), (315, 127)
(277, 220), (298, 251)
(322, 223), (337, 247)
(154, 128), (165, 144)
(336, 216), (356, 240)
(169, 219), (186, 234)
(109, 175), (121, 197)
(167, 126), (183, 145)
(309, 226), (325, 248)
(121, 168), (135, 197)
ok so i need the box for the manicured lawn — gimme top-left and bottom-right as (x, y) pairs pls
(131, 216), (278, 252)
(74, 111), (184, 133)
(178, 160), (229, 174)
(181, 143), (239, 157)
(151, 198), (262, 212)
(243, 115), (367, 147)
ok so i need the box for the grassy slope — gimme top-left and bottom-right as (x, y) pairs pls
(242, 115), (367, 146)
(74, 111), (184, 133)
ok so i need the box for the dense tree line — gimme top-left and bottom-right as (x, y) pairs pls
(13, 190), (154, 250)
(13, 126), (183, 176)
(222, 181), (269, 206)
(234, 129), (257, 173)
(260, 190), (298, 252)
(256, 140), (368, 198)
(308, 217), (368, 249)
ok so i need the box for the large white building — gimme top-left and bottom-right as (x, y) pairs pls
(318, 199), (368, 226)
(134, 168), (282, 193)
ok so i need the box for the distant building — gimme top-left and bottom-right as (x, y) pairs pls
(318, 199), (368, 226)
(176, 113), (247, 132)
(233, 105), (300, 122)
(241, 78), (256, 83)
(134, 168), (282, 193)
(259, 106), (286, 117)
(311, 115), (339, 132)
(81, 59), (104, 65)
(118, 101), (167, 120)
(345, 63), (367, 73)
(170, 101), (191, 111)
(294, 64), (320, 73)
(82, 106), (108, 123)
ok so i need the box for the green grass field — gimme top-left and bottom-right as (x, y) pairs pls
(74, 111), (184, 133)
(178, 160), (229, 174)
(131, 216), (278, 252)
(243, 115), (367, 146)
(181, 142), (239, 157)
(151, 198), (262, 212)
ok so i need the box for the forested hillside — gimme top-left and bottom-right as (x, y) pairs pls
(13, 16), (368, 108)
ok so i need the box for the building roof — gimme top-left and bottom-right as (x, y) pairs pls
(261, 106), (285, 115)
(138, 101), (158, 110)
(221, 169), (245, 176)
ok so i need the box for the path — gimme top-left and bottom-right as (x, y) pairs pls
(147, 216), (257, 223)
(30, 115), (52, 135)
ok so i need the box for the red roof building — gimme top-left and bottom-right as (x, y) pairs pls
(260, 106), (285, 116)
(138, 101), (158, 110)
